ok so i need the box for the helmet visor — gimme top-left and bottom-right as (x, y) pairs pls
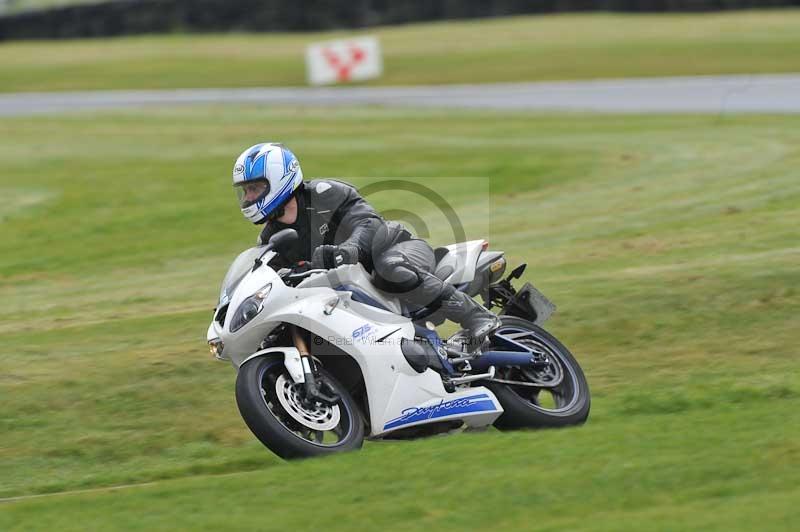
(235, 179), (270, 208)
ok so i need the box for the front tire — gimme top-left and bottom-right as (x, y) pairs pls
(236, 356), (365, 459)
(484, 317), (590, 430)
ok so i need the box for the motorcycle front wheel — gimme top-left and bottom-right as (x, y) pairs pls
(483, 316), (590, 430)
(235, 356), (364, 459)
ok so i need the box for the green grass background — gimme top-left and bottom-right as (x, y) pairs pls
(1, 9), (800, 531)
(1, 10), (800, 92)
(1, 105), (799, 529)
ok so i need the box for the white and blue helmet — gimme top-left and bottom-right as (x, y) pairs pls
(232, 143), (303, 224)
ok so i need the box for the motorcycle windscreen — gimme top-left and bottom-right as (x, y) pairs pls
(218, 247), (273, 306)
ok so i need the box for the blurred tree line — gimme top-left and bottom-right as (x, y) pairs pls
(1, 0), (799, 40)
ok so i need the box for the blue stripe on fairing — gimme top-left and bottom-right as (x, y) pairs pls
(383, 393), (497, 430)
(334, 284), (389, 311)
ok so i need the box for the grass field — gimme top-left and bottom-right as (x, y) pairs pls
(1, 104), (799, 529)
(1, 10), (800, 92)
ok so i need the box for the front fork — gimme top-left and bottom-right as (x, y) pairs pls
(291, 325), (339, 405)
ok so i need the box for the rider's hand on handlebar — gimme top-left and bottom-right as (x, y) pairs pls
(311, 244), (359, 269)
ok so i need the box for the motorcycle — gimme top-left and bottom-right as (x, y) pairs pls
(207, 229), (590, 459)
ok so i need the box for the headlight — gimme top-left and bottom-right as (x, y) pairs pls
(229, 284), (272, 332)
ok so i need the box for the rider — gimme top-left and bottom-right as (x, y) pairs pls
(232, 142), (500, 347)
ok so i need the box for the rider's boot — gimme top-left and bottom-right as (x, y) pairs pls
(438, 286), (501, 351)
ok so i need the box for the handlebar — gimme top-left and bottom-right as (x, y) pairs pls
(286, 268), (328, 280)
(278, 263), (328, 282)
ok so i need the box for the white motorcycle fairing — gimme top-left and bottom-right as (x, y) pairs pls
(208, 247), (503, 437)
(437, 239), (486, 284)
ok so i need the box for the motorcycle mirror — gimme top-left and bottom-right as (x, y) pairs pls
(253, 229), (299, 271)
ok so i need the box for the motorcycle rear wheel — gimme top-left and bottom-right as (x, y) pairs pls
(483, 317), (590, 430)
(236, 355), (364, 459)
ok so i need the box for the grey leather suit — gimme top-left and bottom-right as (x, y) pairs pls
(259, 179), (449, 309)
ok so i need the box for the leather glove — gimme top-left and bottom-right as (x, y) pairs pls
(312, 244), (360, 269)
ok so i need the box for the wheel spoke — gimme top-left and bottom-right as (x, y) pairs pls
(262, 372), (344, 445)
(490, 334), (580, 412)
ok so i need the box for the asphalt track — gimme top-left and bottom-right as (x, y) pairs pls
(1, 74), (799, 116)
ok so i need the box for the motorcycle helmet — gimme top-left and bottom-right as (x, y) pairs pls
(232, 143), (303, 224)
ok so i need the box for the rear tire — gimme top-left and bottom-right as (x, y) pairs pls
(484, 317), (590, 430)
(236, 355), (365, 459)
